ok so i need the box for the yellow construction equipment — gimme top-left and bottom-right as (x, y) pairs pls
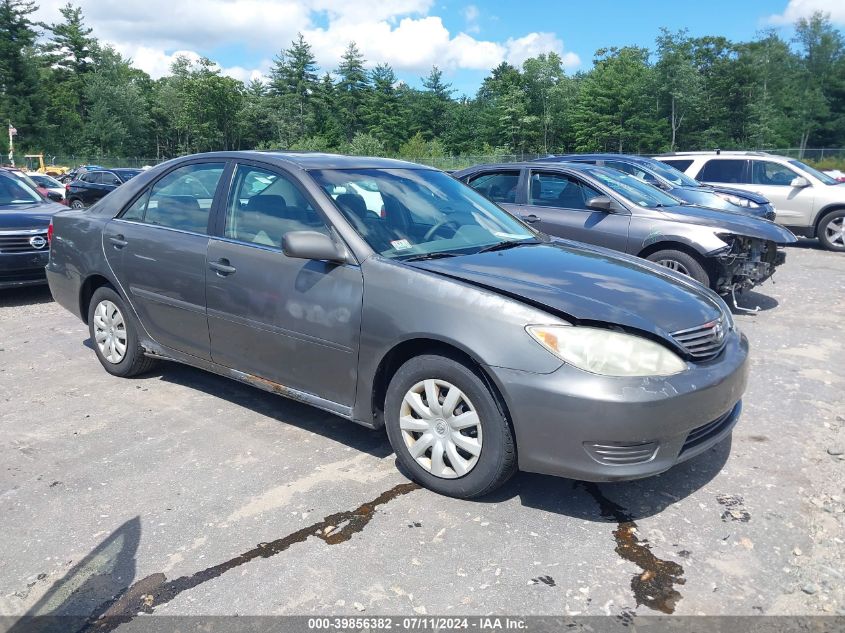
(24, 154), (70, 177)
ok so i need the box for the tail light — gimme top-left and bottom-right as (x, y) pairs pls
(47, 220), (54, 244)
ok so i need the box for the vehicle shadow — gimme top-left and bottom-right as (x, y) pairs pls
(5, 516), (140, 633)
(142, 360), (393, 460)
(785, 237), (824, 250)
(473, 435), (732, 522)
(731, 289), (779, 312)
(0, 286), (53, 308)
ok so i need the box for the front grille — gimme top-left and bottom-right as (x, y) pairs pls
(0, 231), (49, 254)
(584, 441), (659, 466)
(680, 409), (734, 455)
(671, 317), (728, 360)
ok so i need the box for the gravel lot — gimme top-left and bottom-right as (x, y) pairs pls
(0, 242), (843, 626)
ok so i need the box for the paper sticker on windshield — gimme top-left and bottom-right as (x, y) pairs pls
(391, 239), (412, 250)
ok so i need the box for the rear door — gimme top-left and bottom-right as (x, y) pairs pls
(104, 161), (228, 360)
(205, 161), (364, 408)
(517, 170), (631, 251)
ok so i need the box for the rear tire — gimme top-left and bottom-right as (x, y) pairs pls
(69, 198), (84, 210)
(88, 286), (157, 377)
(384, 354), (516, 498)
(817, 209), (845, 251)
(646, 249), (711, 287)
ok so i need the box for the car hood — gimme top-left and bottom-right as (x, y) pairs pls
(705, 184), (771, 205)
(668, 187), (772, 220)
(0, 201), (64, 230)
(653, 205), (796, 244)
(407, 241), (725, 336)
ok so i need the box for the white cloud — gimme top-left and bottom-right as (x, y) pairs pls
(768, 0), (845, 25)
(32, 0), (581, 81)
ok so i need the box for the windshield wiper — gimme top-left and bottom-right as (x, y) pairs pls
(475, 238), (541, 254)
(402, 252), (461, 262)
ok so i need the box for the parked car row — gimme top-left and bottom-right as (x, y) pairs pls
(3, 149), (840, 498)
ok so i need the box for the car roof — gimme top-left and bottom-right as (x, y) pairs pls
(656, 151), (778, 158)
(157, 151), (430, 171)
(548, 153), (656, 165)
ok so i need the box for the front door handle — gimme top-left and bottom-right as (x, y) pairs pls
(209, 259), (236, 276)
(521, 214), (541, 224)
(109, 234), (128, 248)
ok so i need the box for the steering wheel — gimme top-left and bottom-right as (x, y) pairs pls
(423, 219), (461, 241)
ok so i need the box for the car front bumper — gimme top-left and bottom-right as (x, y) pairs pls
(0, 251), (50, 289)
(487, 331), (749, 482)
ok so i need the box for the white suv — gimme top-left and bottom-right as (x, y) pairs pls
(656, 151), (845, 251)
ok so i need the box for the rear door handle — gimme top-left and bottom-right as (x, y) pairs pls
(521, 214), (541, 224)
(209, 259), (236, 276)
(109, 234), (128, 248)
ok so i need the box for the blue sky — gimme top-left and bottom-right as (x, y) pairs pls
(34, 0), (844, 96)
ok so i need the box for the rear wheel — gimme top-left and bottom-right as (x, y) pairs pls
(69, 198), (84, 210)
(88, 286), (156, 377)
(384, 354), (516, 498)
(646, 249), (711, 287)
(818, 210), (845, 251)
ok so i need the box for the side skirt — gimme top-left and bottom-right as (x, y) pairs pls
(140, 340), (376, 429)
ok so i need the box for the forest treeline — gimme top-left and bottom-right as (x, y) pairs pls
(1, 1), (844, 160)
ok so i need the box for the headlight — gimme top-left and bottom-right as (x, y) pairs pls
(526, 325), (687, 377)
(714, 192), (759, 209)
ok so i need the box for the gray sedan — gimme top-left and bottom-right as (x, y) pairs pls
(455, 162), (795, 305)
(47, 152), (748, 498)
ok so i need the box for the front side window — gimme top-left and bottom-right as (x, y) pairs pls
(466, 171), (520, 204)
(122, 162), (224, 234)
(530, 172), (601, 209)
(697, 159), (749, 184)
(224, 165), (329, 248)
(310, 168), (535, 259)
(102, 172), (122, 186)
(751, 161), (798, 186)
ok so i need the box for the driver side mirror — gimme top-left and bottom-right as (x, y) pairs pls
(790, 176), (810, 188)
(283, 231), (348, 264)
(586, 195), (619, 213)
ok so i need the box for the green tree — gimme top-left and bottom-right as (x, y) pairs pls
(336, 42), (369, 141)
(269, 33), (318, 145)
(365, 63), (406, 151)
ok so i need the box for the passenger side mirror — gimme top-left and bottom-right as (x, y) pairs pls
(790, 176), (810, 188)
(586, 195), (618, 212)
(283, 231), (348, 264)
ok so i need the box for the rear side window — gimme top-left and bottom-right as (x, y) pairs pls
(120, 163), (225, 234)
(661, 159), (693, 172)
(466, 171), (520, 204)
(225, 165), (329, 248)
(697, 159), (749, 184)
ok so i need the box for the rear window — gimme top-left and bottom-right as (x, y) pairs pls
(660, 159), (693, 173)
(697, 159), (749, 184)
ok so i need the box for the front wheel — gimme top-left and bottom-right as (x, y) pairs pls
(88, 286), (157, 377)
(384, 354), (516, 498)
(818, 210), (845, 251)
(645, 249), (711, 287)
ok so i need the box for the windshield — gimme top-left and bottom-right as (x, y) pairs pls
(310, 168), (536, 259)
(644, 159), (701, 187)
(789, 160), (838, 185)
(586, 168), (681, 208)
(0, 174), (43, 204)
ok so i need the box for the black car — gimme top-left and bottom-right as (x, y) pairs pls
(0, 170), (64, 288)
(546, 154), (776, 220)
(66, 169), (141, 209)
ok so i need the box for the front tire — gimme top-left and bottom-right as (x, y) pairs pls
(384, 354), (516, 498)
(88, 286), (156, 377)
(645, 249), (711, 287)
(817, 209), (845, 251)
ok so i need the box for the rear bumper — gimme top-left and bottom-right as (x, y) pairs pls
(0, 252), (49, 289)
(487, 331), (749, 482)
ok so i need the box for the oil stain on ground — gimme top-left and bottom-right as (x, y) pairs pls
(84, 482), (420, 632)
(579, 482), (686, 614)
(716, 494), (751, 522)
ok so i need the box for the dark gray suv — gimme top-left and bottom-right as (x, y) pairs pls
(47, 152), (749, 498)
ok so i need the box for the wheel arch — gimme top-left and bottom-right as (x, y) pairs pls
(368, 337), (514, 439)
(637, 239), (709, 261)
(813, 204), (845, 236)
(79, 273), (118, 324)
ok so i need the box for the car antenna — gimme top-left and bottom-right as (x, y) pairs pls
(715, 148), (721, 155)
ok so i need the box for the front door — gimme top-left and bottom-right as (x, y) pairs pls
(205, 162), (364, 408)
(748, 159), (815, 227)
(517, 170), (631, 251)
(103, 161), (227, 360)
